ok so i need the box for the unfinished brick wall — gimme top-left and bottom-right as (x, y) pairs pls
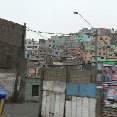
(0, 18), (24, 69)
(43, 67), (96, 83)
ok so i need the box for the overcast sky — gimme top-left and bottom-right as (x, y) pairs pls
(1, 0), (117, 40)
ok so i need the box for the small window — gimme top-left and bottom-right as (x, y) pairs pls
(27, 46), (32, 48)
(99, 53), (101, 55)
(101, 57), (104, 59)
(34, 51), (38, 54)
(34, 46), (37, 48)
(55, 52), (58, 55)
(103, 53), (105, 55)
(115, 53), (117, 57)
(103, 48), (105, 51)
(32, 85), (39, 96)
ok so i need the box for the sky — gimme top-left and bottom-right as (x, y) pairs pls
(1, 0), (117, 40)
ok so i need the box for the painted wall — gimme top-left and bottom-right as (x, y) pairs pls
(25, 78), (40, 102)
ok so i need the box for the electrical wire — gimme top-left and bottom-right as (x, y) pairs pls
(73, 11), (117, 55)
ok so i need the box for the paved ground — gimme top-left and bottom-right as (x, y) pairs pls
(3, 103), (39, 117)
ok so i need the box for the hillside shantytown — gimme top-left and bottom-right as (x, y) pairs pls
(0, 18), (117, 117)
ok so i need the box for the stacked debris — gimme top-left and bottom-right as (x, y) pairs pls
(102, 82), (117, 117)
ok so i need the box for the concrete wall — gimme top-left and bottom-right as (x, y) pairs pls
(0, 68), (16, 98)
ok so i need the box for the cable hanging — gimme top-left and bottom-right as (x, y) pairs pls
(26, 27), (69, 36)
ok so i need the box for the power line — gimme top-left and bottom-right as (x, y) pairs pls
(26, 27), (69, 36)
(26, 25), (117, 57)
(26, 27), (48, 39)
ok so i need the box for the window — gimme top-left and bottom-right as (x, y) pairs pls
(55, 52), (58, 55)
(35, 51), (38, 54)
(103, 48), (105, 51)
(101, 57), (104, 59)
(29, 42), (31, 44)
(27, 46), (32, 48)
(32, 85), (39, 96)
(103, 53), (105, 55)
(99, 53), (101, 55)
(109, 54), (112, 56)
(34, 46), (37, 48)
(115, 53), (117, 57)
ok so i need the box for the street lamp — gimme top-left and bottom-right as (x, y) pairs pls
(73, 11), (98, 84)
(73, 11), (98, 66)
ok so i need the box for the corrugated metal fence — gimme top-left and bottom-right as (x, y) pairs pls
(40, 66), (97, 117)
(42, 81), (66, 117)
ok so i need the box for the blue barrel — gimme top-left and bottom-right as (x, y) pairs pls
(0, 89), (7, 100)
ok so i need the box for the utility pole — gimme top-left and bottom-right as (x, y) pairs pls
(94, 30), (98, 83)
(73, 12), (98, 72)
(13, 23), (26, 103)
(38, 66), (44, 117)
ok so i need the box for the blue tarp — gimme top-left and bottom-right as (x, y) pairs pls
(66, 83), (96, 98)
